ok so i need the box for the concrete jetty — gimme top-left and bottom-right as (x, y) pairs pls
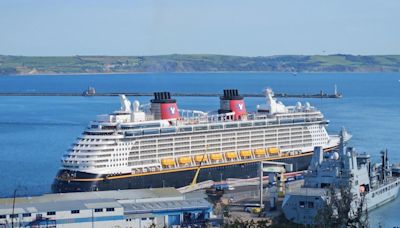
(0, 91), (342, 98)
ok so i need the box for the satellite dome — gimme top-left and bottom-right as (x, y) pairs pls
(133, 100), (140, 112)
(332, 152), (340, 160)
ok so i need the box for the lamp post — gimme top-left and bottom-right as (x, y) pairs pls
(11, 189), (17, 228)
(259, 162), (264, 210)
(10, 186), (27, 228)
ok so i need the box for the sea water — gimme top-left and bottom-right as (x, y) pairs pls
(0, 72), (399, 226)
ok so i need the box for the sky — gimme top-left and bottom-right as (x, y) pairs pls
(0, 0), (399, 56)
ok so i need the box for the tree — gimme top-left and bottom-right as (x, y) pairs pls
(222, 204), (231, 219)
(314, 184), (369, 228)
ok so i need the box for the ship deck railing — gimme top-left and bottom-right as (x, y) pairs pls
(123, 115), (325, 138)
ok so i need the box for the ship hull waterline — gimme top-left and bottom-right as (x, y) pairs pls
(52, 149), (333, 193)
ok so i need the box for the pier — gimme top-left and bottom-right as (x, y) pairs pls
(0, 91), (342, 98)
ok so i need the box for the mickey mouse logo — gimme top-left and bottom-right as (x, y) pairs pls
(169, 106), (176, 115)
(237, 103), (244, 111)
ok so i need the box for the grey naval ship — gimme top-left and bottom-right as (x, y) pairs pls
(282, 129), (400, 225)
(52, 88), (343, 193)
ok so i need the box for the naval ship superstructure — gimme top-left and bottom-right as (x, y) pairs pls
(52, 88), (341, 193)
(282, 130), (400, 225)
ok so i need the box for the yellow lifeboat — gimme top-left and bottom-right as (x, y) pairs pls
(225, 151), (238, 159)
(161, 158), (175, 166)
(268, 147), (280, 155)
(254, 148), (266, 156)
(194, 155), (208, 163)
(240, 150), (252, 157)
(210, 153), (223, 161)
(178, 156), (192, 164)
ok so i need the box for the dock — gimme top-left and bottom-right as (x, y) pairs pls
(0, 91), (342, 98)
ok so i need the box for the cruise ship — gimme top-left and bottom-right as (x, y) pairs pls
(52, 88), (342, 193)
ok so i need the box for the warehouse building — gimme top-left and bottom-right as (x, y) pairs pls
(0, 188), (212, 228)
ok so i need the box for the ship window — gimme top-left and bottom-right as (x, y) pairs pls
(161, 128), (176, 134)
(240, 122), (252, 127)
(194, 125), (208, 131)
(299, 201), (305, 208)
(143, 129), (159, 135)
(71, 210), (80, 214)
(10, 214), (18, 218)
(293, 119), (304, 123)
(102, 125), (116, 130)
(22, 213), (31, 217)
(179, 127), (193, 132)
(0, 215), (5, 219)
(225, 123), (238, 129)
(95, 208), (103, 212)
(47, 211), (56, 216)
(121, 125), (138, 130)
(106, 208), (115, 212)
(210, 124), (223, 130)
(308, 202), (314, 208)
(142, 123), (161, 128)
(254, 121), (266, 126)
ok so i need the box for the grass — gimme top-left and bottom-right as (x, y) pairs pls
(1, 54), (400, 75)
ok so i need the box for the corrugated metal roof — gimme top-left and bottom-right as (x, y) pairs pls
(123, 198), (211, 214)
(84, 202), (121, 209)
(0, 188), (181, 206)
(0, 199), (122, 214)
(0, 208), (26, 215)
(0, 188), (211, 216)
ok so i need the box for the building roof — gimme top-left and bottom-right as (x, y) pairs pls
(0, 188), (182, 205)
(0, 188), (211, 216)
(0, 198), (121, 215)
(123, 198), (210, 215)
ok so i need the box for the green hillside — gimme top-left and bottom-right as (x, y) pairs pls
(1, 54), (400, 75)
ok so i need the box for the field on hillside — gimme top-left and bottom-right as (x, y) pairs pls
(1, 54), (400, 75)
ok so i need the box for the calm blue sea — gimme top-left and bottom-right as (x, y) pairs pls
(0, 72), (399, 226)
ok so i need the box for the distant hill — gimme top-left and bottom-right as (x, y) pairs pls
(1, 54), (400, 75)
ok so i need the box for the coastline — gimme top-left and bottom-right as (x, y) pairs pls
(2, 54), (400, 76)
(2, 70), (399, 77)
